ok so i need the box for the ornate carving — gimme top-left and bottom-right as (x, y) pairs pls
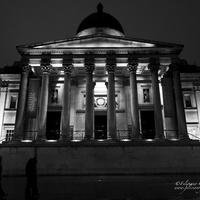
(127, 62), (138, 73)
(41, 65), (52, 73)
(63, 64), (74, 74)
(21, 64), (31, 73)
(148, 58), (160, 72)
(84, 64), (95, 73)
(106, 64), (116, 73)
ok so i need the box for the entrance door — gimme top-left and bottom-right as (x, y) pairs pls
(140, 111), (155, 139)
(46, 111), (61, 140)
(95, 115), (107, 140)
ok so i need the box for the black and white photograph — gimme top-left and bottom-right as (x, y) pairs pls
(0, 0), (200, 199)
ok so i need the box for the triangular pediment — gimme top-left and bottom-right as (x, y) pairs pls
(32, 36), (156, 49)
(18, 34), (183, 50)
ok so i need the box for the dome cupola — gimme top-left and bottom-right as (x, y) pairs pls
(76, 3), (125, 37)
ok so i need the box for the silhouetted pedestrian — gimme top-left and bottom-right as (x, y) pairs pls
(25, 156), (39, 198)
(0, 156), (7, 200)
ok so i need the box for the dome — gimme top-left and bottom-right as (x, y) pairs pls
(76, 3), (124, 37)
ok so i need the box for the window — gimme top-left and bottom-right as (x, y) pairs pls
(183, 90), (196, 108)
(10, 96), (17, 109)
(6, 130), (14, 141)
(184, 94), (192, 108)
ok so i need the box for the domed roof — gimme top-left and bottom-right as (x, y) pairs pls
(76, 3), (124, 36)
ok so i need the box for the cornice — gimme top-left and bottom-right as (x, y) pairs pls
(18, 47), (182, 57)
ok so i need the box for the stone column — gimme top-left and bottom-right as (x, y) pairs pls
(60, 64), (74, 140)
(37, 64), (52, 140)
(171, 64), (189, 139)
(106, 62), (117, 139)
(13, 65), (30, 141)
(127, 62), (141, 139)
(148, 61), (164, 139)
(84, 63), (95, 140)
(161, 71), (178, 139)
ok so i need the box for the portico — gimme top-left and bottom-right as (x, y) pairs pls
(5, 3), (191, 143)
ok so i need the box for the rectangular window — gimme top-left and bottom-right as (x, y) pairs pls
(6, 130), (14, 141)
(184, 94), (192, 107)
(10, 96), (17, 109)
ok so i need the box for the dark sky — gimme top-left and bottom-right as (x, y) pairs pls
(1, 0), (200, 67)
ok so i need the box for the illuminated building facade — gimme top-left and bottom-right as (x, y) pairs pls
(0, 3), (200, 144)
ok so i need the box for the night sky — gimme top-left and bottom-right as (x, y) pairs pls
(1, 0), (200, 67)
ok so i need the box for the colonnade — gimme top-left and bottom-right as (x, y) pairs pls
(13, 58), (189, 142)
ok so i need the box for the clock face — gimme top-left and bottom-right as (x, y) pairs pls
(96, 97), (106, 106)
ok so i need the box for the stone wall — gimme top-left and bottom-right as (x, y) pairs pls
(1, 141), (200, 176)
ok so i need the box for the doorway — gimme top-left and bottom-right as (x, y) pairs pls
(95, 115), (107, 140)
(140, 111), (155, 139)
(46, 111), (61, 140)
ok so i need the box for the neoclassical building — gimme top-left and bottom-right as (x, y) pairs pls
(0, 3), (200, 143)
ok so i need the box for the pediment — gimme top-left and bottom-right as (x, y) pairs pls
(32, 36), (155, 49)
(17, 34), (183, 55)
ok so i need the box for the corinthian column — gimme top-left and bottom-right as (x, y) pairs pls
(13, 65), (30, 141)
(84, 63), (95, 140)
(60, 64), (74, 140)
(148, 61), (164, 139)
(170, 63), (189, 139)
(37, 64), (52, 140)
(106, 62), (117, 139)
(127, 62), (141, 139)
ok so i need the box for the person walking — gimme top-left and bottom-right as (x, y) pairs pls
(0, 156), (7, 200)
(25, 156), (40, 198)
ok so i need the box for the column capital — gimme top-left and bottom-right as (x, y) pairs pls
(84, 63), (95, 73)
(21, 65), (31, 73)
(106, 64), (116, 73)
(63, 64), (74, 74)
(41, 65), (52, 73)
(127, 63), (138, 73)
